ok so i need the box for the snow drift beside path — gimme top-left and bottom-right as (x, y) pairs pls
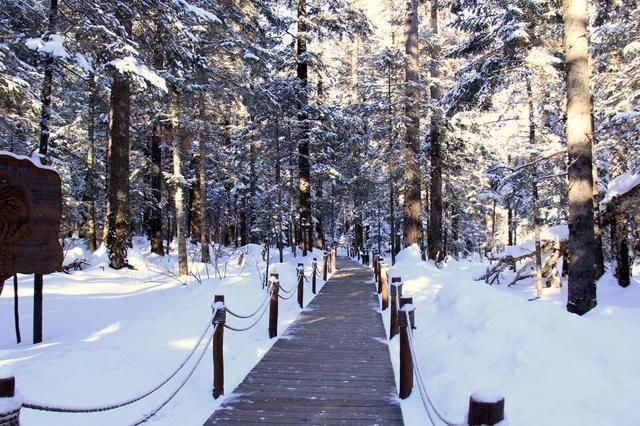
(0, 238), (327, 425)
(383, 245), (640, 426)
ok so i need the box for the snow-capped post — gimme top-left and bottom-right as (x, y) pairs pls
(399, 297), (414, 399)
(380, 263), (389, 311)
(323, 251), (328, 281)
(269, 276), (279, 338)
(390, 277), (402, 339)
(0, 374), (20, 424)
(297, 263), (304, 309)
(212, 295), (225, 399)
(468, 390), (505, 425)
(312, 258), (317, 294)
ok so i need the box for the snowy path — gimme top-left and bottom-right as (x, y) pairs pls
(205, 257), (403, 425)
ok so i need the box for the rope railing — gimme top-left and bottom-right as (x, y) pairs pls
(2, 255), (332, 424)
(403, 308), (465, 426)
(225, 289), (270, 319)
(21, 310), (217, 414)
(223, 299), (270, 332)
(131, 325), (216, 425)
(382, 268), (506, 426)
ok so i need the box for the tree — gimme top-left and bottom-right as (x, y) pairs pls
(564, 0), (597, 315)
(402, 0), (422, 247)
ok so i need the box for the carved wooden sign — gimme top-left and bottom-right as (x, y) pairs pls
(0, 153), (63, 284)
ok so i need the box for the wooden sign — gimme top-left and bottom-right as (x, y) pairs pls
(0, 153), (63, 285)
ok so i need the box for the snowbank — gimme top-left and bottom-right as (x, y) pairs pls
(383, 245), (640, 425)
(0, 239), (327, 425)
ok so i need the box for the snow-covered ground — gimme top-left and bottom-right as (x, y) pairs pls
(381, 245), (640, 426)
(0, 237), (328, 425)
(3, 236), (639, 425)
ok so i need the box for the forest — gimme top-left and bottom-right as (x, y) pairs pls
(1, 0), (638, 319)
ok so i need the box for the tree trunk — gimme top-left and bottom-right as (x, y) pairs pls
(612, 213), (631, 287)
(85, 73), (98, 252)
(591, 95), (605, 279)
(150, 119), (164, 255)
(564, 0), (597, 314)
(298, 0), (312, 256)
(527, 75), (544, 298)
(171, 90), (188, 276)
(315, 184), (325, 249)
(190, 153), (202, 242)
(507, 207), (514, 246)
(275, 120), (284, 263)
(199, 94), (210, 263)
(428, 0), (443, 261)
(33, 0), (59, 344)
(403, 0), (422, 247)
(388, 60), (397, 265)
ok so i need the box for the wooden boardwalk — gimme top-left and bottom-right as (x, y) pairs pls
(205, 256), (404, 425)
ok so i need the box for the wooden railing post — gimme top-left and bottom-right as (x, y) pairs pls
(399, 296), (414, 399)
(312, 258), (317, 294)
(389, 277), (402, 339)
(269, 277), (279, 338)
(212, 295), (225, 399)
(380, 263), (389, 310)
(0, 375), (20, 424)
(468, 391), (505, 425)
(373, 251), (379, 282)
(323, 251), (328, 281)
(331, 246), (336, 271)
(297, 263), (304, 309)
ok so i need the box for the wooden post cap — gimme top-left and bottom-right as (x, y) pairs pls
(468, 390), (505, 425)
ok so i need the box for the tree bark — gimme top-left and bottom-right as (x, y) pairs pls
(171, 90), (188, 276)
(275, 120), (284, 263)
(591, 95), (605, 279)
(199, 95), (210, 263)
(85, 73), (98, 252)
(428, 0), (443, 261)
(403, 0), (422, 247)
(564, 0), (597, 314)
(612, 212), (630, 287)
(297, 0), (312, 256)
(150, 119), (164, 255)
(527, 76), (544, 297)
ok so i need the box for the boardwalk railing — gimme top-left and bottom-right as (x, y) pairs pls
(1, 252), (334, 424)
(371, 264), (506, 426)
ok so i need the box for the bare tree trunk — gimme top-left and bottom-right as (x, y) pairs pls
(199, 95), (210, 263)
(107, 10), (132, 270)
(33, 0), (59, 344)
(85, 73), (98, 252)
(190, 153), (202, 242)
(315, 184), (325, 249)
(275, 120), (284, 263)
(150, 119), (164, 255)
(612, 213), (631, 287)
(527, 76), (544, 297)
(402, 0), (422, 247)
(171, 90), (188, 276)
(428, 0), (443, 261)
(564, 0), (597, 314)
(298, 0), (312, 256)
(591, 96), (605, 279)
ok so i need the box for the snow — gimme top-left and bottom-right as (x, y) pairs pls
(0, 238), (328, 424)
(108, 57), (168, 93)
(0, 150), (59, 173)
(173, 0), (222, 23)
(602, 170), (640, 205)
(381, 244), (640, 425)
(25, 34), (69, 59)
(472, 389), (504, 404)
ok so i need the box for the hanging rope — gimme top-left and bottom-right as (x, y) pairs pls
(225, 289), (270, 319)
(403, 310), (465, 426)
(223, 299), (270, 332)
(23, 311), (216, 414)
(130, 326), (215, 425)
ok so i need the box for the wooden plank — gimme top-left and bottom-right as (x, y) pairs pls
(205, 257), (404, 425)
